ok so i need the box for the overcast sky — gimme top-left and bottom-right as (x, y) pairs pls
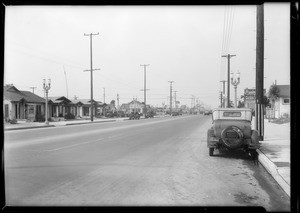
(4, 4), (290, 108)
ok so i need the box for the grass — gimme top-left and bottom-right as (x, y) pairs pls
(269, 117), (290, 124)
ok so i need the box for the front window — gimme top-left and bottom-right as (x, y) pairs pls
(283, 98), (290, 104)
(223, 111), (241, 117)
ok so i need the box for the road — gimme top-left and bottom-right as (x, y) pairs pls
(4, 115), (290, 210)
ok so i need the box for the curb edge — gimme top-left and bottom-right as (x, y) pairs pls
(257, 149), (290, 197)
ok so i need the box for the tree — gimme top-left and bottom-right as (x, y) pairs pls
(110, 100), (116, 106)
(268, 84), (280, 108)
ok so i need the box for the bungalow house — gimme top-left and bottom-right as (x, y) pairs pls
(69, 99), (101, 118)
(3, 84), (45, 121)
(48, 96), (75, 118)
(274, 85), (290, 118)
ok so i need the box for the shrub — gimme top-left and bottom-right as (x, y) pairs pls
(8, 118), (18, 124)
(64, 113), (75, 120)
(35, 113), (45, 122)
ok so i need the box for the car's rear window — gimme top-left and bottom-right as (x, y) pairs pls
(223, 111), (242, 117)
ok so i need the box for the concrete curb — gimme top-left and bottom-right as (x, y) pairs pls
(4, 125), (56, 131)
(65, 119), (117, 126)
(4, 119), (124, 131)
(257, 149), (290, 197)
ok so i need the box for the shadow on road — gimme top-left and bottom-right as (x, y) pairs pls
(212, 148), (253, 160)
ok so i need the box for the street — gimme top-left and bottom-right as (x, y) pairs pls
(4, 115), (289, 210)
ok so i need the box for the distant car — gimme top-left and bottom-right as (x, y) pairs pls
(145, 111), (155, 118)
(129, 112), (140, 120)
(207, 108), (260, 158)
(204, 110), (210, 115)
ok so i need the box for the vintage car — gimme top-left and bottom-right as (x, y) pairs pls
(129, 112), (141, 120)
(207, 108), (260, 158)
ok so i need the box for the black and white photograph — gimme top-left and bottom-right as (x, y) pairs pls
(3, 3), (292, 211)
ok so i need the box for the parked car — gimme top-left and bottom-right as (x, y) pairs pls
(204, 110), (210, 115)
(129, 112), (141, 120)
(207, 108), (260, 158)
(145, 111), (155, 118)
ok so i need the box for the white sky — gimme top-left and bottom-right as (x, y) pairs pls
(4, 4), (290, 108)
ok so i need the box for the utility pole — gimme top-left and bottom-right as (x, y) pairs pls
(256, 4), (264, 141)
(140, 64), (150, 116)
(30, 87), (37, 94)
(117, 94), (119, 110)
(84, 32), (100, 122)
(103, 88), (106, 103)
(219, 91), (223, 107)
(220, 80), (226, 107)
(174, 91), (177, 110)
(63, 66), (69, 98)
(168, 81), (174, 115)
(222, 54), (236, 108)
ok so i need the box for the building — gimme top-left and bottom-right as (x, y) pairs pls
(70, 99), (101, 118)
(120, 99), (144, 114)
(3, 85), (45, 121)
(244, 88), (266, 111)
(48, 96), (74, 118)
(271, 85), (290, 118)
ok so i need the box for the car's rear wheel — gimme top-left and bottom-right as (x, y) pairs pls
(209, 148), (214, 156)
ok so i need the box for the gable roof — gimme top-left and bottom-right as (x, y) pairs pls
(277, 85), (290, 98)
(73, 99), (100, 105)
(20, 91), (45, 103)
(128, 100), (143, 105)
(48, 96), (73, 104)
(4, 85), (45, 103)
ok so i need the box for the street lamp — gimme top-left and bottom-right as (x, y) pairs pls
(43, 78), (51, 125)
(231, 71), (240, 108)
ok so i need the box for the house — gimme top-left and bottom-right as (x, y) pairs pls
(48, 96), (75, 118)
(3, 84), (45, 121)
(273, 85), (290, 118)
(120, 99), (144, 114)
(69, 99), (101, 118)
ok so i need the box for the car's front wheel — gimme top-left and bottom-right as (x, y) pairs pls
(209, 148), (214, 156)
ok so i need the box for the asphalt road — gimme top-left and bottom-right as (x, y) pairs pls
(4, 115), (290, 210)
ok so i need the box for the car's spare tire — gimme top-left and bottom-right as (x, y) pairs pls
(220, 126), (244, 149)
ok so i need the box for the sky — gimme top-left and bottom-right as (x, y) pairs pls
(4, 4), (290, 109)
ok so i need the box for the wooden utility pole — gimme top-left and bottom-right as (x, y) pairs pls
(30, 87), (37, 94)
(222, 54), (236, 108)
(84, 32), (100, 122)
(140, 64), (150, 116)
(103, 88), (106, 103)
(220, 80), (226, 107)
(255, 4), (264, 141)
(168, 81), (174, 114)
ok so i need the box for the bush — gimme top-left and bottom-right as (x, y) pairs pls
(35, 113), (45, 122)
(64, 113), (75, 120)
(8, 118), (18, 124)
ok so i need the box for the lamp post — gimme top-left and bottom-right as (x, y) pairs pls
(230, 72), (240, 108)
(43, 78), (51, 125)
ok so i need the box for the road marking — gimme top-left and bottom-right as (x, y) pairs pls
(46, 138), (105, 152)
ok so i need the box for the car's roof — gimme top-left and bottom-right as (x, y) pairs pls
(212, 108), (252, 112)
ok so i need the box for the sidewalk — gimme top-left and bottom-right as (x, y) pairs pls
(4, 117), (128, 131)
(255, 119), (290, 197)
